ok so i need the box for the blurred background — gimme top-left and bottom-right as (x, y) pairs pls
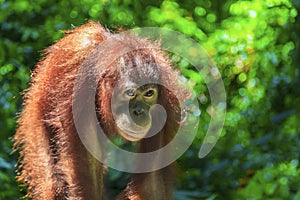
(0, 0), (299, 199)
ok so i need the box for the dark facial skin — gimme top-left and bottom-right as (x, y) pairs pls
(112, 84), (159, 141)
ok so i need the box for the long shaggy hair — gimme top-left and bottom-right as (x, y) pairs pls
(14, 22), (186, 199)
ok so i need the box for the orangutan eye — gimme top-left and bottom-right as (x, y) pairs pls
(144, 89), (155, 97)
(124, 89), (135, 98)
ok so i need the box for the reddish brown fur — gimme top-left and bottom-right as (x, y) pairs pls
(14, 22), (185, 200)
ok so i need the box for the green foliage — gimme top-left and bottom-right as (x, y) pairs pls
(0, 0), (299, 199)
(236, 160), (300, 199)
